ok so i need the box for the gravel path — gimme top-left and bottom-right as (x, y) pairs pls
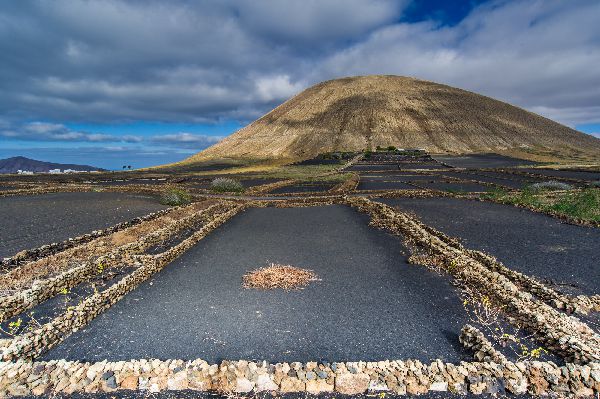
(44, 205), (468, 363)
(0, 192), (166, 258)
(377, 197), (600, 296)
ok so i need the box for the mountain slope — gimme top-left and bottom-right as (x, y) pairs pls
(0, 156), (104, 174)
(185, 75), (600, 163)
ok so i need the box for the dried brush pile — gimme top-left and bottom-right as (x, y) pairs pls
(242, 263), (319, 290)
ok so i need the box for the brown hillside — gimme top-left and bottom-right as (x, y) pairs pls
(186, 75), (600, 162)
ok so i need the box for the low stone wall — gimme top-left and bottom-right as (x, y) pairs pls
(329, 173), (359, 194)
(1, 208), (173, 269)
(0, 202), (244, 362)
(0, 203), (225, 323)
(459, 325), (507, 364)
(346, 197), (600, 364)
(0, 358), (597, 396)
(245, 180), (296, 195)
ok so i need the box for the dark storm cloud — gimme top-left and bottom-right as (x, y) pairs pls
(0, 0), (599, 131)
(0, 0), (403, 125)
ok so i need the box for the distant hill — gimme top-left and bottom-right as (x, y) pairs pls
(0, 156), (105, 174)
(184, 75), (600, 163)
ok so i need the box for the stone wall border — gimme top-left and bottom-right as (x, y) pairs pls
(1, 208), (175, 269)
(0, 357), (597, 396)
(0, 202), (244, 362)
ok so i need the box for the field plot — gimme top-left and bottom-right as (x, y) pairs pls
(357, 181), (418, 190)
(435, 171), (524, 189)
(44, 205), (468, 363)
(377, 197), (600, 296)
(516, 168), (600, 182)
(433, 154), (538, 169)
(270, 183), (335, 194)
(397, 163), (449, 170)
(239, 178), (282, 188)
(411, 181), (492, 193)
(446, 171), (549, 189)
(0, 192), (166, 258)
(347, 164), (401, 171)
(92, 178), (168, 186)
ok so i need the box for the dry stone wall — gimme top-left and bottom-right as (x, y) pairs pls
(0, 202), (244, 362)
(1, 208), (173, 269)
(0, 203), (226, 323)
(345, 196), (600, 364)
(0, 358), (598, 396)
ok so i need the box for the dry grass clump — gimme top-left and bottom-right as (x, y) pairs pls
(242, 263), (319, 290)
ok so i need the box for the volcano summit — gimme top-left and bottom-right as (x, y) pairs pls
(187, 75), (600, 163)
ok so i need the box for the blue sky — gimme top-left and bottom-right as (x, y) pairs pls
(1, 0), (599, 169)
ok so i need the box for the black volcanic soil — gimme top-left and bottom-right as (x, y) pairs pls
(0, 192), (166, 258)
(433, 154), (538, 169)
(357, 181), (418, 190)
(410, 181), (492, 193)
(44, 205), (469, 363)
(516, 168), (600, 182)
(270, 184), (335, 194)
(376, 197), (600, 296)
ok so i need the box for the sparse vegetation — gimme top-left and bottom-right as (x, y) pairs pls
(461, 287), (548, 361)
(251, 164), (346, 182)
(528, 181), (573, 191)
(483, 186), (600, 222)
(210, 177), (244, 193)
(159, 188), (192, 206)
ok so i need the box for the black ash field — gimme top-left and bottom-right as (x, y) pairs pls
(0, 150), (599, 397)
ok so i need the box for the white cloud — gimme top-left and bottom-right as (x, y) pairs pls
(255, 75), (305, 102)
(311, 0), (600, 126)
(150, 132), (223, 149)
(0, 0), (599, 130)
(0, 121), (141, 143)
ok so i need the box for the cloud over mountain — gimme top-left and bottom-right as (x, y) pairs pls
(0, 0), (598, 131)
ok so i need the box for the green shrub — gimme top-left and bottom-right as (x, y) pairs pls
(590, 181), (600, 188)
(159, 188), (192, 206)
(211, 177), (244, 193)
(549, 188), (600, 221)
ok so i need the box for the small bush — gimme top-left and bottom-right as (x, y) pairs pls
(160, 188), (192, 206)
(590, 181), (600, 188)
(550, 188), (600, 221)
(210, 177), (244, 193)
(528, 181), (573, 191)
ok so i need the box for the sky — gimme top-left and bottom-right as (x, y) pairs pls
(1, 0), (599, 170)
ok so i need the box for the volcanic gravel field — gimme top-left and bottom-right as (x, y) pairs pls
(377, 197), (600, 296)
(516, 168), (600, 182)
(432, 154), (539, 169)
(270, 184), (335, 194)
(44, 205), (469, 363)
(409, 181), (492, 193)
(357, 181), (419, 190)
(0, 192), (166, 258)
